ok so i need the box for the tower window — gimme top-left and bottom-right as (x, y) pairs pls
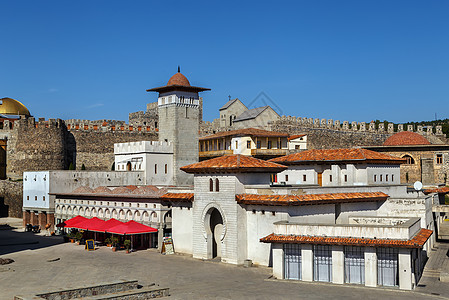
(403, 155), (415, 164)
(154, 164), (157, 174)
(386, 174), (389, 181)
(329, 175), (332, 182)
(374, 175), (377, 182)
(285, 175), (288, 182)
(215, 178), (219, 192)
(344, 175), (348, 182)
(235, 141), (238, 149)
(165, 164), (168, 174)
(209, 178), (213, 192)
(303, 174), (307, 182)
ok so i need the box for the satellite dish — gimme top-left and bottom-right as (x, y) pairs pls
(414, 181), (423, 191)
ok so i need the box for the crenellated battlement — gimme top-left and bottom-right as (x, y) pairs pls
(273, 115), (444, 136)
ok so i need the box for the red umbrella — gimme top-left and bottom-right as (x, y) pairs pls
(107, 220), (157, 235)
(56, 215), (88, 228)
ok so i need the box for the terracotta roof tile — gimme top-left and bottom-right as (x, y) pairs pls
(288, 134), (306, 141)
(71, 186), (94, 194)
(260, 228), (433, 249)
(383, 131), (431, 146)
(111, 186), (133, 194)
(423, 186), (449, 195)
(181, 154), (287, 174)
(93, 186), (112, 194)
(269, 148), (405, 165)
(161, 193), (194, 202)
(199, 128), (288, 141)
(236, 192), (389, 206)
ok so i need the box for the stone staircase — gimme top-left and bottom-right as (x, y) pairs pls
(14, 280), (169, 300)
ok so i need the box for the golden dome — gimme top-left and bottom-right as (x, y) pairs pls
(0, 98), (31, 116)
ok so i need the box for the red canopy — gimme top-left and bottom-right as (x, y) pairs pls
(73, 217), (106, 231)
(91, 218), (124, 232)
(107, 220), (157, 235)
(56, 215), (88, 228)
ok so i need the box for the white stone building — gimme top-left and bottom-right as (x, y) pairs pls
(167, 150), (434, 290)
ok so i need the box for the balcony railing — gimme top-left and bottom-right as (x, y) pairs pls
(251, 148), (288, 156)
(199, 150), (234, 158)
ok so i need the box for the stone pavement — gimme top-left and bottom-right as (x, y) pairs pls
(0, 218), (448, 300)
(415, 240), (449, 297)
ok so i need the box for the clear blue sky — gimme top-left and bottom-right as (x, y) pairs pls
(1, 0), (448, 124)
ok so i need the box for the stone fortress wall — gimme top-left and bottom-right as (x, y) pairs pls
(4, 117), (158, 179)
(200, 114), (446, 149)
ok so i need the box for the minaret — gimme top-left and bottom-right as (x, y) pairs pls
(147, 68), (210, 186)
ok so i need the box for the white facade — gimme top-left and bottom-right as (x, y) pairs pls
(288, 135), (307, 150)
(276, 163), (401, 186)
(114, 141), (174, 185)
(23, 170), (144, 214)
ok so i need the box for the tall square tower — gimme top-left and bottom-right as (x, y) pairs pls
(147, 68), (210, 186)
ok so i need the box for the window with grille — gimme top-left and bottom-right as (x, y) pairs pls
(284, 244), (301, 280)
(313, 245), (332, 282)
(437, 154), (443, 164)
(344, 246), (365, 284)
(377, 248), (399, 287)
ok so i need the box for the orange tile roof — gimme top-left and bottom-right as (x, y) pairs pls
(181, 154), (288, 173)
(236, 192), (389, 206)
(383, 131), (431, 146)
(269, 148), (406, 165)
(260, 228), (433, 249)
(288, 134), (306, 141)
(161, 193), (194, 202)
(199, 128), (288, 141)
(423, 186), (449, 195)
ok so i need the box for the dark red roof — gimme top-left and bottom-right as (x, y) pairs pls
(383, 131), (431, 146)
(146, 71), (210, 93)
(167, 72), (190, 86)
(199, 128), (288, 141)
(288, 134), (306, 141)
(181, 154), (287, 173)
(269, 148), (405, 165)
(260, 228), (432, 249)
(236, 192), (389, 206)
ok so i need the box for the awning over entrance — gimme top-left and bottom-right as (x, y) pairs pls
(56, 215), (88, 228)
(107, 220), (157, 235)
(56, 216), (157, 234)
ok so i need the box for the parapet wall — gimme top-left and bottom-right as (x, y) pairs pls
(272, 115), (444, 136)
(114, 141), (173, 155)
(6, 118), (158, 178)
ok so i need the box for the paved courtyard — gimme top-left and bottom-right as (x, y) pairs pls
(0, 218), (448, 300)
